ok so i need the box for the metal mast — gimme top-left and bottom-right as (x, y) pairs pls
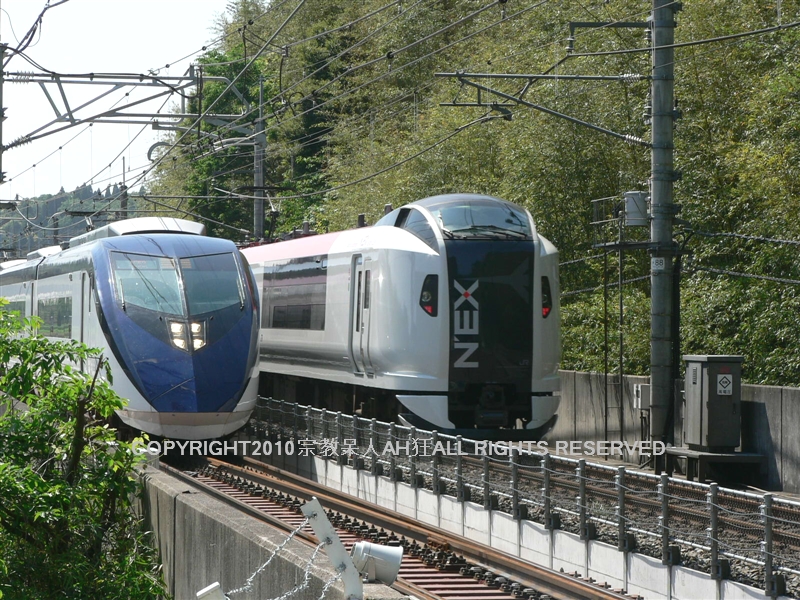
(254, 77), (266, 240)
(649, 0), (679, 442)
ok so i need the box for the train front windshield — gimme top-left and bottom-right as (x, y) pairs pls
(111, 252), (244, 316)
(428, 200), (532, 240)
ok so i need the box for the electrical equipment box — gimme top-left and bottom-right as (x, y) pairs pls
(683, 355), (743, 451)
(633, 383), (651, 410)
(623, 191), (649, 227)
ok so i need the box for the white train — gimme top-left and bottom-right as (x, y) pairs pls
(242, 193), (560, 438)
(0, 218), (260, 439)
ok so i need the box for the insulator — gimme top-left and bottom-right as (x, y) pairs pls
(7, 136), (32, 149)
(621, 73), (645, 82)
(624, 134), (648, 146)
(10, 71), (33, 83)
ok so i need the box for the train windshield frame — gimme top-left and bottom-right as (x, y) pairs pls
(427, 200), (532, 240)
(111, 251), (245, 316)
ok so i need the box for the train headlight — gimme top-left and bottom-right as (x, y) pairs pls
(167, 320), (205, 351)
(190, 321), (206, 350)
(168, 320), (188, 351)
(419, 274), (438, 317)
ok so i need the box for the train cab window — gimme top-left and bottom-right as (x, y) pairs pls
(396, 208), (439, 252)
(181, 253), (245, 315)
(428, 199), (532, 240)
(111, 253), (183, 315)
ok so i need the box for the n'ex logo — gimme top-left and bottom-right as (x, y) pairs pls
(453, 280), (478, 368)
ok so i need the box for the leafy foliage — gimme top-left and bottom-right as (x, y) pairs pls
(0, 300), (166, 600)
(143, 0), (800, 385)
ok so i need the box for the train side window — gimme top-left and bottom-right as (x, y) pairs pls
(38, 296), (72, 338)
(364, 270), (371, 309)
(356, 271), (362, 331)
(398, 209), (439, 251)
(541, 276), (553, 318)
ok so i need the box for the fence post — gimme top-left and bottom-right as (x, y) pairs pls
(483, 454), (496, 510)
(543, 453), (559, 529)
(578, 459), (594, 539)
(351, 414), (363, 469)
(370, 418), (380, 476)
(336, 411), (345, 465)
(389, 423), (399, 481)
(292, 402), (299, 441)
(708, 484), (724, 577)
(660, 474), (667, 559)
(616, 466), (635, 551)
(511, 449), (526, 519)
(456, 435), (467, 502)
(409, 426), (420, 487)
(431, 431), (442, 494)
(763, 493), (787, 597)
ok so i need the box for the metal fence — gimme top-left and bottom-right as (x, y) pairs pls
(251, 397), (800, 596)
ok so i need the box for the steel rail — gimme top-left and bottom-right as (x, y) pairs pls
(160, 456), (631, 600)
(226, 456), (631, 600)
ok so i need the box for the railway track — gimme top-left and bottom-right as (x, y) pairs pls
(159, 456), (635, 600)
(243, 402), (800, 597)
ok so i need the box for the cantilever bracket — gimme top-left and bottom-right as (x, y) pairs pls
(302, 497), (363, 600)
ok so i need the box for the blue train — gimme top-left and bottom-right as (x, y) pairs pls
(0, 218), (259, 439)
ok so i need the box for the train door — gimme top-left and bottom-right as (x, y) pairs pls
(80, 272), (90, 371)
(348, 255), (374, 375)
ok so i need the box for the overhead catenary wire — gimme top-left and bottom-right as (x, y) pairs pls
(692, 266), (800, 287)
(9, 0), (312, 237)
(570, 19), (800, 58)
(691, 230), (800, 247)
(1, 0), (279, 209)
(562, 274), (650, 298)
(201, 0), (552, 146)
(214, 111), (503, 202)
(142, 0), (554, 198)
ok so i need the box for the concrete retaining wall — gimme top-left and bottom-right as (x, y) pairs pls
(139, 464), (405, 600)
(263, 450), (792, 600)
(552, 370), (800, 493)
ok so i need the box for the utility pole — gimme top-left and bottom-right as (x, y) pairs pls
(120, 156), (128, 220)
(649, 0), (680, 443)
(0, 44), (6, 184)
(253, 76), (266, 240)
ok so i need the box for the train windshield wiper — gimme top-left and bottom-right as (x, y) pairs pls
(450, 225), (529, 239)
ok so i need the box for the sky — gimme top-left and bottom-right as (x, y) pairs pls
(0, 0), (229, 202)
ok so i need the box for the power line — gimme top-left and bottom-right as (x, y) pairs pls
(693, 265), (800, 286)
(205, 0), (551, 145)
(571, 19), (800, 58)
(562, 274), (649, 298)
(216, 112), (499, 202)
(692, 230), (800, 247)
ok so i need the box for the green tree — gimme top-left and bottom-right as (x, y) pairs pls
(0, 299), (166, 599)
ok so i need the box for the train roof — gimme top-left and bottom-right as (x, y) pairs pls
(67, 217), (205, 248)
(413, 193), (526, 211)
(241, 231), (343, 263)
(0, 217), (210, 274)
